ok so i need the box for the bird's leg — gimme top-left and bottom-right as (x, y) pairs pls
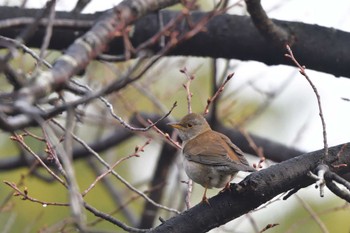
(219, 182), (231, 193)
(201, 184), (210, 205)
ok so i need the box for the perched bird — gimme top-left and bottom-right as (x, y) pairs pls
(168, 113), (255, 203)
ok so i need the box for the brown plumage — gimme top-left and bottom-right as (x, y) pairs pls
(169, 113), (255, 203)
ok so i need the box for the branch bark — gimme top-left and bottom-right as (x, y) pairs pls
(4, 0), (180, 121)
(150, 143), (350, 233)
(0, 8), (348, 77)
(245, 0), (291, 47)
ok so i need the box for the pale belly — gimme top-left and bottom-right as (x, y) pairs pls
(183, 159), (237, 189)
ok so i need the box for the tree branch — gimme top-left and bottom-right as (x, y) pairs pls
(150, 143), (350, 233)
(1, 0), (180, 129)
(245, 0), (292, 47)
(0, 126), (133, 170)
(0, 8), (348, 77)
(0, 113), (303, 170)
(138, 142), (178, 228)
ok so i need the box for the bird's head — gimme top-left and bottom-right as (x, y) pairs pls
(168, 113), (211, 142)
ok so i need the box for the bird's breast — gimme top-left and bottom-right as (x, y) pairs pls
(183, 157), (237, 189)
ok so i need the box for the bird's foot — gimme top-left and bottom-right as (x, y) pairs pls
(219, 182), (231, 193)
(201, 196), (210, 205)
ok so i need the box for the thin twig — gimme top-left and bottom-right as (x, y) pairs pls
(259, 223), (279, 233)
(285, 44), (328, 158)
(0, 36), (52, 68)
(103, 98), (177, 132)
(70, 80), (178, 132)
(180, 67), (194, 114)
(147, 119), (182, 150)
(37, 0), (55, 68)
(84, 203), (150, 232)
(85, 157), (138, 226)
(238, 126), (266, 169)
(88, 183), (163, 227)
(50, 119), (180, 215)
(41, 125), (67, 180)
(179, 66), (197, 208)
(204, 72), (234, 115)
(285, 202), (349, 233)
(4, 181), (68, 206)
(294, 195), (329, 233)
(82, 139), (152, 196)
(10, 133), (66, 186)
(246, 213), (259, 233)
(183, 179), (193, 210)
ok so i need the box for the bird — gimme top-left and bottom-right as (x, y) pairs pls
(168, 113), (255, 203)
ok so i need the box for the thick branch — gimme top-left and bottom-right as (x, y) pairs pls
(151, 143), (350, 233)
(245, 0), (291, 46)
(9, 0), (180, 106)
(0, 8), (349, 77)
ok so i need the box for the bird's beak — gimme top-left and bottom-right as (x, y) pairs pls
(167, 122), (182, 129)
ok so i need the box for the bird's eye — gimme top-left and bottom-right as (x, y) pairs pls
(187, 123), (193, 128)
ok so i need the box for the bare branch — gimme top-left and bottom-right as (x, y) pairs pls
(10, 133), (67, 186)
(37, 0), (56, 68)
(295, 195), (329, 233)
(150, 143), (350, 232)
(325, 170), (350, 202)
(245, 0), (292, 47)
(82, 139), (152, 197)
(285, 44), (328, 157)
(204, 72), (234, 115)
(180, 67), (195, 114)
(4, 181), (69, 207)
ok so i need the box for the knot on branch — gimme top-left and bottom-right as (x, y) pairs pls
(309, 164), (350, 203)
(245, 0), (294, 49)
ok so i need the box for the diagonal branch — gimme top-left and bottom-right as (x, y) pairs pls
(11, 0), (180, 115)
(150, 143), (350, 233)
(245, 0), (292, 47)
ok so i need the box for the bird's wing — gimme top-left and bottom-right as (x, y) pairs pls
(183, 131), (255, 172)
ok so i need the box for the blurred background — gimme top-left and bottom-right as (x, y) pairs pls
(0, 0), (350, 232)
